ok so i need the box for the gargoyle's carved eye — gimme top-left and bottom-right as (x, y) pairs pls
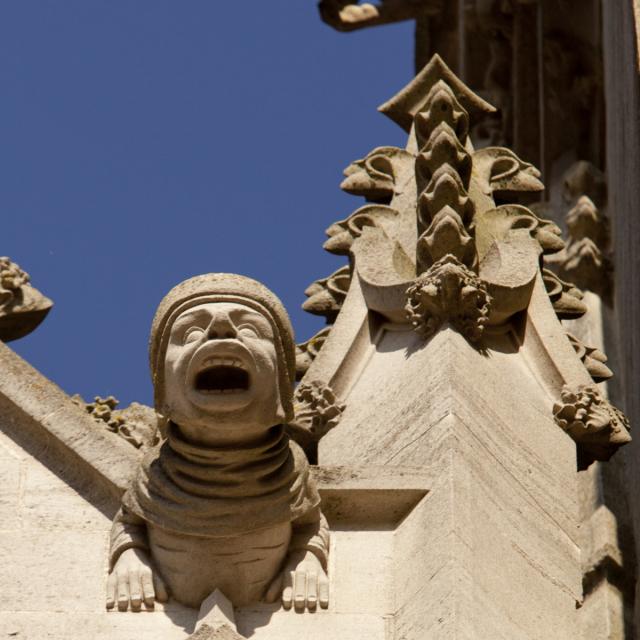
(237, 324), (259, 338)
(183, 327), (204, 345)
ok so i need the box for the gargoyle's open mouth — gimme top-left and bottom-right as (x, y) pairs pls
(194, 359), (250, 394)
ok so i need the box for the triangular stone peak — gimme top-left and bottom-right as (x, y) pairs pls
(378, 54), (496, 133)
(294, 54), (632, 639)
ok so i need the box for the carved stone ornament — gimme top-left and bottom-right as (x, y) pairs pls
(0, 256), (52, 341)
(318, 0), (442, 32)
(340, 146), (414, 203)
(553, 384), (631, 466)
(405, 254), (491, 343)
(542, 267), (587, 319)
(565, 332), (613, 383)
(107, 274), (330, 612)
(72, 394), (159, 449)
(548, 162), (613, 300)
(302, 265), (351, 322)
(295, 326), (332, 380)
(287, 380), (345, 460)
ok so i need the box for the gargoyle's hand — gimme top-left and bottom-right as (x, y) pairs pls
(106, 548), (169, 611)
(265, 550), (329, 612)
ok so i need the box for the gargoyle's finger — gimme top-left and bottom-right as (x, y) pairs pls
(264, 572), (283, 603)
(129, 569), (142, 611)
(116, 571), (130, 612)
(318, 574), (330, 609)
(282, 571), (294, 610)
(306, 572), (318, 611)
(106, 572), (117, 610)
(293, 570), (307, 611)
(141, 569), (155, 608)
(153, 571), (169, 603)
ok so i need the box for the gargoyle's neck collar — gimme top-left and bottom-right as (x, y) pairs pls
(166, 421), (287, 466)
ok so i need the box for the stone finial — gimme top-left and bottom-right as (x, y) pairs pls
(405, 254), (491, 343)
(553, 385), (631, 467)
(0, 257), (52, 342)
(379, 54), (495, 132)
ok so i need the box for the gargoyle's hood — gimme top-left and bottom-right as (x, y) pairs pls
(149, 273), (296, 421)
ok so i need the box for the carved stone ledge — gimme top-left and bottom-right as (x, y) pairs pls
(553, 385), (631, 466)
(0, 257), (52, 342)
(405, 254), (491, 343)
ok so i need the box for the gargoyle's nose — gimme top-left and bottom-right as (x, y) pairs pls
(205, 311), (237, 340)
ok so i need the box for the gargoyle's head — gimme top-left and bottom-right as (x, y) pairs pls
(149, 274), (296, 441)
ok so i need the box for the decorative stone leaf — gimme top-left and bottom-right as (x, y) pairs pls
(0, 257), (52, 342)
(472, 147), (544, 196)
(405, 254), (491, 343)
(542, 268), (587, 319)
(295, 326), (333, 380)
(566, 332), (613, 382)
(417, 205), (474, 267)
(302, 265), (351, 322)
(324, 204), (400, 255)
(72, 395), (158, 449)
(340, 146), (414, 202)
(553, 385), (631, 466)
(287, 380), (346, 461)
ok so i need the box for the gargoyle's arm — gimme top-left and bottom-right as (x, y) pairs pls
(109, 506), (149, 570)
(290, 505), (330, 571)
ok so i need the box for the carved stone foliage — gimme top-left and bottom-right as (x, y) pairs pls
(72, 395), (158, 449)
(551, 162), (612, 301)
(318, 0), (441, 32)
(340, 146), (413, 203)
(302, 265), (351, 323)
(0, 257), (52, 342)
(295, 326), (332, 380)
(553, 385), (631, 467)
(405, 254), (491, 343)
(566, 333), (613, 383)
(287, 380), (345, 461)
(542, 268), (587, 320)
(324, 205), (399, 255)
(472, 147), (543, 197)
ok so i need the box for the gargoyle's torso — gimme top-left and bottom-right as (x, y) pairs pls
(148, 521), (292, 607)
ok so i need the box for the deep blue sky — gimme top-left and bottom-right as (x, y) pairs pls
(1, 2), (413, 406)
